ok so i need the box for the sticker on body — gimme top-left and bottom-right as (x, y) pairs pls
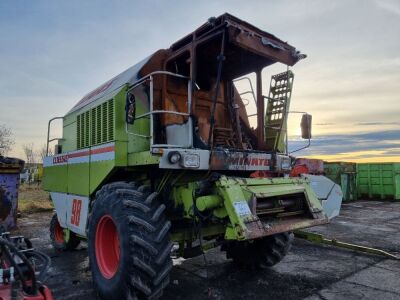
(233, 201), (252, 217)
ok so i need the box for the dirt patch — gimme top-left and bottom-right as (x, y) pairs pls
(18, 184), (53, 213)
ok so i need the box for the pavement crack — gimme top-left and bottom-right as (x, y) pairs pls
(310, 258), (386, 296)
(343, 281), (400, 296)
(371, 263), (400, 273)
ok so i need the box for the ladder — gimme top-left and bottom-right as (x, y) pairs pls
(265, 71), (294, 153)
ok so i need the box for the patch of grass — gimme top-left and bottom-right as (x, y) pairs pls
(18, 184), (54, 213)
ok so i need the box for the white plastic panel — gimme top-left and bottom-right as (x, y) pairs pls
(50, 192), (89, 236)
(65, 194), (89, 236)
(50, 192), (68, 227)
(302, 174), (343, 220)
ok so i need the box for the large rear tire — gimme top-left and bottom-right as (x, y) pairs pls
(224, 232), (294, 268)
(88, 182), (173, 300)
(49, 213), (81, 251)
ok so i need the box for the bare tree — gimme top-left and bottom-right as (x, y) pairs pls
(22, 143), (36, 164)
(39, 144), (52, 162)
(0, 124), (14, 156)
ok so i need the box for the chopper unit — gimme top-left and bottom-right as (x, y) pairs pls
(43, 14), (331, 299)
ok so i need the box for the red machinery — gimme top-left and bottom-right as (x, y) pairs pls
(290, 158), (324, 177)
(0, 232), (53, 300)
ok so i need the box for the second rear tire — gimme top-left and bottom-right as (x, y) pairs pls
(49, 213), (80, 251)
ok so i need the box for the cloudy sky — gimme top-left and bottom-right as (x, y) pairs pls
(0, 0), (399, 162)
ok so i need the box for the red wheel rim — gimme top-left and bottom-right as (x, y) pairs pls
(95, 215), (120, 279)
(54, 219), (65, 243)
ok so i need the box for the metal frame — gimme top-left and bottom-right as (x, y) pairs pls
(125, 71), (193, 148)
(46, 116), (64, 156)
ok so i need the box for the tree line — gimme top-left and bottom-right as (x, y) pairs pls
(0, 124), (50, 164)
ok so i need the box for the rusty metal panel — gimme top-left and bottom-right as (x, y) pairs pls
(229, 27), (299, 66)
(210, 150), (272, 171)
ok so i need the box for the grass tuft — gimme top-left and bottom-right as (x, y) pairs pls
(18, 184), (54, 213)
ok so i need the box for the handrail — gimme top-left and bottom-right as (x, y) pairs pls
(233, 76), (257, 121)
(46, 117), (64, 156)
(135, 110), (189, 120)
(127, 71), (189, 93)
(233, 76), (257, 105)
(125, 71), (193, 148)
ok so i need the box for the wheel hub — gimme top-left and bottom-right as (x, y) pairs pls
(54, 219), (65, 243)
(95, 215), (120, 279)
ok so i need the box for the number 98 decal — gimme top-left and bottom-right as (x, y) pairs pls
(71, 199), (82, 226)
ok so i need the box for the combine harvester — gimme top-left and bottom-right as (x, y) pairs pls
(43, 14), (342, 299)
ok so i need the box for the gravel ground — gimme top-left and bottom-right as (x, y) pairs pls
(12, 200), (400, 299)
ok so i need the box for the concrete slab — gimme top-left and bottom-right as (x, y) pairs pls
(308, 201), (400, 255)
(306, 281), (400, 300)
(273, 240), (380, 281)
(344, 260), (400, 294)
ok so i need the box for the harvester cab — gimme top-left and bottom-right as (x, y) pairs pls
(43, 13), (332, 300)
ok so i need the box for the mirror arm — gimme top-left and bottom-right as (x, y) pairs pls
(286, 111), (312, 154)
(289, 138), (311, 154)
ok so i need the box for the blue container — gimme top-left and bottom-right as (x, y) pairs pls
(0, 157), (24, 230)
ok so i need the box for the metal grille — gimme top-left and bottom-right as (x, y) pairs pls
(102, 102), (108, 142)
(108, 99), (114, 141)
(77, 115), (81, 149)
(91, 108), (96, 145)
(84, 111), (90, 147)
(76, 99), (114, 149)
(96, 106), (102, 144)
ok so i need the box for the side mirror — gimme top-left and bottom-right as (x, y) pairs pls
(126, 93), (136, 124)
(301, 114), (312, 139)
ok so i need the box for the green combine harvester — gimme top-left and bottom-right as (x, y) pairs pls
(43, 14), (329, 299)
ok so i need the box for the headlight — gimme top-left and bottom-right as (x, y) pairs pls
(182, 154), (200, 168)
(281, 157), (291, 170)
(168, 151), (181, 164)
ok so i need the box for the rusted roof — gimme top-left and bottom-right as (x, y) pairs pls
(68, 13), (305, 114)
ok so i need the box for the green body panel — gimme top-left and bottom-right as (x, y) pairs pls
(216, 182), (256, 240)
(114, 87), (129, 143)
(89, 160), (115, 194)
(68, 163), (89, 195)
(128, 151), (159, 166)
(114, 141), (128, 166)
(357, 163), (400, 200)
(127, 85), (151, 153)
(324, 162), (357, 201)
(43, 165), (68, 193)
